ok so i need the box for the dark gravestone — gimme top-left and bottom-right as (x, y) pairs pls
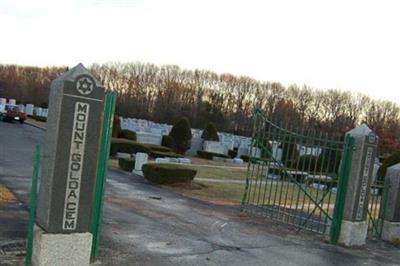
(36, 64), (104, 233)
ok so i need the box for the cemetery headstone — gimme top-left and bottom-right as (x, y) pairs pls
(25, 104), (34, 116)
(188, 136), (203, 156)
(18, 104), (25, 113)
(133, 152), (148, 176)
(203, 141), (226, 155)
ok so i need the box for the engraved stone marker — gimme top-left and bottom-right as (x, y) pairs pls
(36, 63), (104, 233)
(339, 124), (378, 246)
(343, 124), (378, 222)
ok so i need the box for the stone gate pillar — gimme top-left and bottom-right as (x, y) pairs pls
(33, 64), (104, 266)
(381, 163), (400, 242)
(339, 124), (378, 246)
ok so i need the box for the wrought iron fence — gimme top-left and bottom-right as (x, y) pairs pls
(367, 178), (388, 239)
(242, 110), (352, 237)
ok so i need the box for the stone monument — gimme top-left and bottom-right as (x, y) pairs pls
(338, 124), (378, 246)
(33, 64), (104, 266)
(381, 163), (400, 242)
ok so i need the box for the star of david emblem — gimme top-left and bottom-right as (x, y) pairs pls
(76, 76), (94, 95)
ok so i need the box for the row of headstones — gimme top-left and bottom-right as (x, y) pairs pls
(120, 117), (341, 160)
(0, 98), (48, 117)
(119, 116), (256, 157)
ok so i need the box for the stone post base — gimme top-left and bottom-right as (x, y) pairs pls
(338, 220), (368, 246)
(132, 169), (143, 176)
(32, 225), (92, 266)
(382, 220), (400, 243)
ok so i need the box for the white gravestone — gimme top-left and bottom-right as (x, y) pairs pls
(249, 147), (261, 158)
(0, 98), (6, 105)
(8, 98), (16, 105)
(203, 141), (226, 155)
(133, 153), (148, 176)
(41, 108), (49, 118)
(136, 132), (162, 145)
(25, 104), (34, 116)
(18, 104), (25, 113)
(237, 145), (249, 157)
(35, 107), (43, 117)
(188, 137), (203, 156)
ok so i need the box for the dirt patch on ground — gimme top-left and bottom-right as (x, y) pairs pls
(0, 185), (16, 204)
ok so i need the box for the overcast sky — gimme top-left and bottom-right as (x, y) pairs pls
(0, 0), (399, 103)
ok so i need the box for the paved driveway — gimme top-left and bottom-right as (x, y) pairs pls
(0, 121), (399, 266)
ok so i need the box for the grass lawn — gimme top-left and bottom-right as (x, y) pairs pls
(169, 178), (337, 208)
(167, 181), (246, 205)
(190, 165), (247, 180)
(109, 158), (248, 181)
(0, 185), (16, 204)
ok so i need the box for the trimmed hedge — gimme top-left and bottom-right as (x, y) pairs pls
(111, 138), (181, 159)
(142, 163), (197, 184)
(110, 138), (151, 156)
(241, 155), (250, 162)
(144, 143), (173, 153)
(228, 149), (237, 158)
(119, 129), (137, 141)
(151, 150), (183, 158)
(169, 117), (192, 154)
(112, 115), (121, 138)
(197, 150), (229, 160)
(201, 122), (219, 141)
(118, 158), (134, 172)
(161, 135), (176, 150)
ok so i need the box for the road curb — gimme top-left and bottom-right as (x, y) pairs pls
(25, 121), (46, 131)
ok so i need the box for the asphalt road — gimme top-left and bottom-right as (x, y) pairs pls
(0, 121), (399, 266)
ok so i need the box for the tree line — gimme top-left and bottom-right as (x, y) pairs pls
(0, 62), (399, 156)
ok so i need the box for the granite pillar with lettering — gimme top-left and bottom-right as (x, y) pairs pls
(33, 64), (104, 266)
(338, 124), (378, 246)
(381, 163), (400, 243)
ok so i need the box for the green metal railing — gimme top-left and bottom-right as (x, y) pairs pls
(90, 91), (117, 262)
(242, 110), (353, 240)
(25, 145), (41, 266)
(367, 177), (389, 239)
(329, 135), (354, 243)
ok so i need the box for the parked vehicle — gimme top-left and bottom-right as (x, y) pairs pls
(0, 104), (27, 124)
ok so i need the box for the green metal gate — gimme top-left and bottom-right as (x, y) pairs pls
(242, 110), (354, 242)
(367, 177), (389, 239)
